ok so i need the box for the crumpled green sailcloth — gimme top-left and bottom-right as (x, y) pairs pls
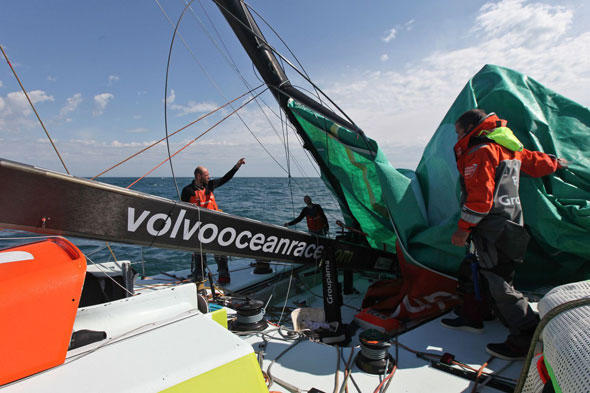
(288, 64), (590, 288)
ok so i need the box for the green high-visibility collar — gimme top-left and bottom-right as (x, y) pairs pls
(479, 126), (524, 152)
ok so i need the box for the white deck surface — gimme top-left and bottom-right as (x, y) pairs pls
(241, 270), (523, 393)
(2, 259), (526, 392)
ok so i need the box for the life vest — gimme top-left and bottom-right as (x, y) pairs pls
(478, 126), (523, 152)
(454, 113), (522, 158)
(454, 113), (558, 232)
(306, 210), (327, 232)
(189, 188), (219, 211)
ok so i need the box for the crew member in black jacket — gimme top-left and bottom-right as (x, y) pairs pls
(284, 195), (329, 235)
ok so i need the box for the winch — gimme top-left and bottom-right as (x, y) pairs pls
(228, 298), (268, 332)
(355, 329), (395, 375)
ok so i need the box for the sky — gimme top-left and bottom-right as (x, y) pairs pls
(1, 0), (589, 179)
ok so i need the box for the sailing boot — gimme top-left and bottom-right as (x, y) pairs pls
(485, 336), (529, 360)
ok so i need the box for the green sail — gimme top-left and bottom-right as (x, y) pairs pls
(288, 64), (590, 288)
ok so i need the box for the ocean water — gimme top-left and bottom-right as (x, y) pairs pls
(0, 177), (342, 274)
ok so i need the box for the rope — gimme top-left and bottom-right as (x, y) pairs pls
(126, 87), (267, 189)
(339, 347), (362, 393)
(85, 255), (134, 297)
(333, 345), (340, 393)
(470, 356), (493, 393)
(373, 365), (397, 393)
(105, 242), (118, 262)
(266, 338), (304, 392)
(277, 267), (294, 325)
(91, 85), (262, 180)
(514, 297), (590, 393)
(0, 45), (70, 175)
(338, 346), (355, 393)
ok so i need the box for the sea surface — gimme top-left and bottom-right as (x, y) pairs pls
(0, 177), (342, 275)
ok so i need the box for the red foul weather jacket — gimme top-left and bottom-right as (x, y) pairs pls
(454, 114), (559, 232)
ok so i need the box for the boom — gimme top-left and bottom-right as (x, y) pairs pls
(0, 159), (395, 271)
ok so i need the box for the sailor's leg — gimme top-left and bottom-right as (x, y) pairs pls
(215, 254), (230, 280)
(191, 252), (207, 282)
(480, 265), (538, 348)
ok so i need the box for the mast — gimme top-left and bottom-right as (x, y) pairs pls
(214, 0), (361, 228)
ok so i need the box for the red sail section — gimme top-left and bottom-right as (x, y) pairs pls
(0, 238), (86, 385)
(355, 242), (459, 333)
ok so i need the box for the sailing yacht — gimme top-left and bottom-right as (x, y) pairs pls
(1, 1), (589, 392)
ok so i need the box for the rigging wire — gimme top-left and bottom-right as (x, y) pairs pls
(160, 1), (343, 227)
(185, 2), (366, 227)
(0, 45), (70, 175)
(92, 84), (263, 180)
(154, 0), (287, 178)
(190, 0), (325, 196)
(192, 0), (287, 148)
(243, 2), (324, 106)
(183, 0), (344, 223)
(127, 87), (269, 189)
(211, 0), (360, 131)
(163, 0), (197, 200)
(280, 103), (296, 218)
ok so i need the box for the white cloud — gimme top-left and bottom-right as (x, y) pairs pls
(133, 114), (142, 119)
(93, 93), (114, 116)
(47, 75), (57, 82)
(0, 80), (3, 87)
(170, 98), (218, 117)
(166, 89), (176, 103)
(380, 54), (389, 62)
(404, 19), (415, 31)
(110, 140), (155, 148)
(7, 90), (54, 109)
(474, 0), (571, 47)
(59, 93), (82, 117)
(126, 127), (149, 134)
(0, 90), (54, 131)
(323, 0), (590, 169)
(108, 75), (119, 85)
(382, 27), (397, 43)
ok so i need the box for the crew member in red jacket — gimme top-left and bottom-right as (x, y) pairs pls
(441, 109), (567, 360)
(181, 158), (245, 284)
(284, 195), (329, 236)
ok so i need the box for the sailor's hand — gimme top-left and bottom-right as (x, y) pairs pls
(235, 157), (246, 168)
(557, 157), (569, 169)
(451, 228), (470, 247)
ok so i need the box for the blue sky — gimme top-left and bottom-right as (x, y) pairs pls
(1, 0), (589, 179)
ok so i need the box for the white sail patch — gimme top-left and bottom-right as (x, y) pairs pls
(126, 207), (323, 259)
